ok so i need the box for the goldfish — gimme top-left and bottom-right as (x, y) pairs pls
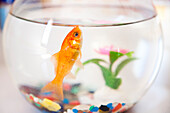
(41, 26), (83, 101)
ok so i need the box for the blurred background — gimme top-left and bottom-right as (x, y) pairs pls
(0, 0), (169, 113)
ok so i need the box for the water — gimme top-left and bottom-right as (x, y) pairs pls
(3, 5), (162, 113)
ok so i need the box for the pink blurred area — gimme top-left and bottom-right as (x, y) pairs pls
(95, 45), (129, 55)
(0, 0), (170, 113)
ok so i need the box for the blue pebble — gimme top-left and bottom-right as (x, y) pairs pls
(42, 92), (52, 96)
(110, 106), (114, 110)
(122, 103), (126, 106)
(63, 98), (69, 104)
(107, 103), (113, 108)
(91, 107), (99, 112)
(72, 109), (78, 113)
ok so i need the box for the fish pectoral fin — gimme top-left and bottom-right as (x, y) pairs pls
(65, 72), (76, 79)
(75, 58), (84, 69)
(51, 52), (60, 66)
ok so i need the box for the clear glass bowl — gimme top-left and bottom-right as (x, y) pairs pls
(3, 0), (163, 113)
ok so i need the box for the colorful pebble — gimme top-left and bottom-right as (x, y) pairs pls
(63, 84), (72, 91)
(107, 103), (114, 110)
(25, 94), (33, 103)
(112, 103), (122, 112)
(67, 109), (73, 113)
(63, 98), (70, 104)
(89, 105), (99, 112)
(70, 100), (80, 105)
(42, 92), (52, 96)
(91, 107), (99, 112)
(25, 94), (43, 108)
(29, 94), (34, 101)
(33, 97), (39, 103)
(121, 103), (126, 106)
(71, 86), (79, 94)
(35, 102), (41, 108)
(99, 105), (109, 111)
(50, 104), (64, 113)
(89, 105), (94, 111)
(72, 109), (78, 113)
(41, 98), (61, 112)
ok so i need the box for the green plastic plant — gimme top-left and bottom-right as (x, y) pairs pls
(75, 51), (137, 89)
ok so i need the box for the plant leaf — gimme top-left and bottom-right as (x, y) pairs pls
(75, 58), (107, 75)
(110, 51), (124, 65)
(75, 58), (123, 89)
(109, 51), (124, 70)
(83, 59), (106, 65)
(109, 51), (134, 68)
(106, 78), (122, 89)
(125, 51), (134, 58)
(95, 64), (122, 89)
(96, 64), (112, 81)
(114, 57), (137, 77)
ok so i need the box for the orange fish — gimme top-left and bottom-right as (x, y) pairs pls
(41, 26), (83, 101)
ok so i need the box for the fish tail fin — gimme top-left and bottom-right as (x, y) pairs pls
(41, 81), (64, 101)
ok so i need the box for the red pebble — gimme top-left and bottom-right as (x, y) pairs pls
(29, 95), (34, 101)
(112, 103), (122, 112)
(69, 100), (80, 105)
(63, 84), (72, 91)
(37, 102), (41, 105)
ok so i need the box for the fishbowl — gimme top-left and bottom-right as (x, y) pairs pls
(2, 0), (163, 113)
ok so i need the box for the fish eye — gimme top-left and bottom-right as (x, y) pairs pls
(73, 32), (79, 37)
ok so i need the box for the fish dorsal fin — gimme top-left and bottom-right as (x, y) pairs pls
(51, 52), (60, 71)
(65, 72), (76, 79)
(75, 58), (84, 69)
